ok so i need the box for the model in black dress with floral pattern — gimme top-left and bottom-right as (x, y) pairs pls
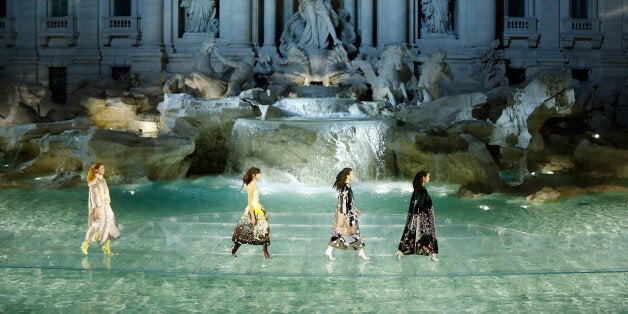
(397, 170), (439, 261)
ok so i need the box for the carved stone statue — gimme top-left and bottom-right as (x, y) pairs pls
(163, 41), (227, 99)
(297, 0), (341, 50)
(421, 0), (453, 34)
(213, 47), (256, 97)
(181, 0), (219, 36)
(415, 49), (453, 103)
(276, 0), (357, 88)
(352, 45), (413, 106)
(280, 0), (357, 54)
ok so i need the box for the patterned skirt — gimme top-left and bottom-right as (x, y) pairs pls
(232, 206), (270, 246)
(398, 206), (438, 255)
(328, 211), (364, 251)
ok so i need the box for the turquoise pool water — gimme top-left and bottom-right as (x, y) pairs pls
(0, 176), (626, 312)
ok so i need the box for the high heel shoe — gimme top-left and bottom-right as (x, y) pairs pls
(101, 240), (114, 256)
(325, 252), (335, 261)
(358, 249), (370, 260)
(395, 250), (403, 260)
(81, 241), (90, 255)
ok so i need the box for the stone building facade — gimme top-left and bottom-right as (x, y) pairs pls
(0, 0), (626, 101)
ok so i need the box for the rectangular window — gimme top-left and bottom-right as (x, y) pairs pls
(507, 0), (525, 17)
(113, 0), (132, 17)
(506, 67), (526, 85)
(111, 66), (131, 81)
(571, 68), (589, 81)
(49, 67), (67, 104)
(570, 0), (587, 19)
(51, 0), (68, 17)
(0, 0), (6, 18)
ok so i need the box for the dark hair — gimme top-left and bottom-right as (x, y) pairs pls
(412, 170), (429, 191)
(333, 167), (353, 191)
(240, 167), (261, 190)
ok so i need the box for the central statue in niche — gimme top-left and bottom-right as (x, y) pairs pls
(275, 0), (357, 88)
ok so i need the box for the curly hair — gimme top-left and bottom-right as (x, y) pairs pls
(87, 163), (103, 183)
(332, 167), (353, 191)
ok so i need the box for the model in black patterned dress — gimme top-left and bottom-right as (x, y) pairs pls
(396, 170), (439, 262)
(324, 168), (370, 261)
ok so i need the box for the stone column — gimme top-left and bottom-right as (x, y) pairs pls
(262, 0), (277, 53)
(219, 0), (252, 48)
(344, 0), (356, 23)
(359, 0), (374, 50)
(283, 0), (295, 24)
(376, 0), (406, 46)
(163, 0), (174, 53)
(141, 2), (163, 47)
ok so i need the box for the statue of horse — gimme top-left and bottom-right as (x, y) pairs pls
(352, 45), (411, 106)
(163, 41), (228, 99)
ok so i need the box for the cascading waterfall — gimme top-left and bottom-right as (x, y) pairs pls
(228, 117), (395, 184)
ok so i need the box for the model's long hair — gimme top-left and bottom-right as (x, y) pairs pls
(240, 167), (261, 191)
(87, 163), (103, 183)
(333, 167), (353, 191)
(412, 170), (429, 191)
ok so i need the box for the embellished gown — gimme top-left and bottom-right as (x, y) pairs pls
(398, 186), (438, 255)
(84, 176), (121, 244)
(232, 190), (270, 245)
(329, 184), (365, 251)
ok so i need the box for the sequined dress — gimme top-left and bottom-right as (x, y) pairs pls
(84, 176), (121, 244)
(398, 187), (438, 255)
(328, 184), (365, 251)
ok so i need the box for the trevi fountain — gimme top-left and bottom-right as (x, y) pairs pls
(0, 0), (626, 312)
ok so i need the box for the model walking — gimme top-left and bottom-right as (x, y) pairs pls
(396, 170), (439, 262)
(231, 167), (272, 259)
(325, 167), (369, 260)
(81, 163), (121, 256)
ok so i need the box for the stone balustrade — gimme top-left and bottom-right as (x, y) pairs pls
(100, 16), (142, 46)
(503, 17), (539, 48)
(504, 17), (538, 32)
(38, 16), (78, 47)
(560, 18), (603, 49)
